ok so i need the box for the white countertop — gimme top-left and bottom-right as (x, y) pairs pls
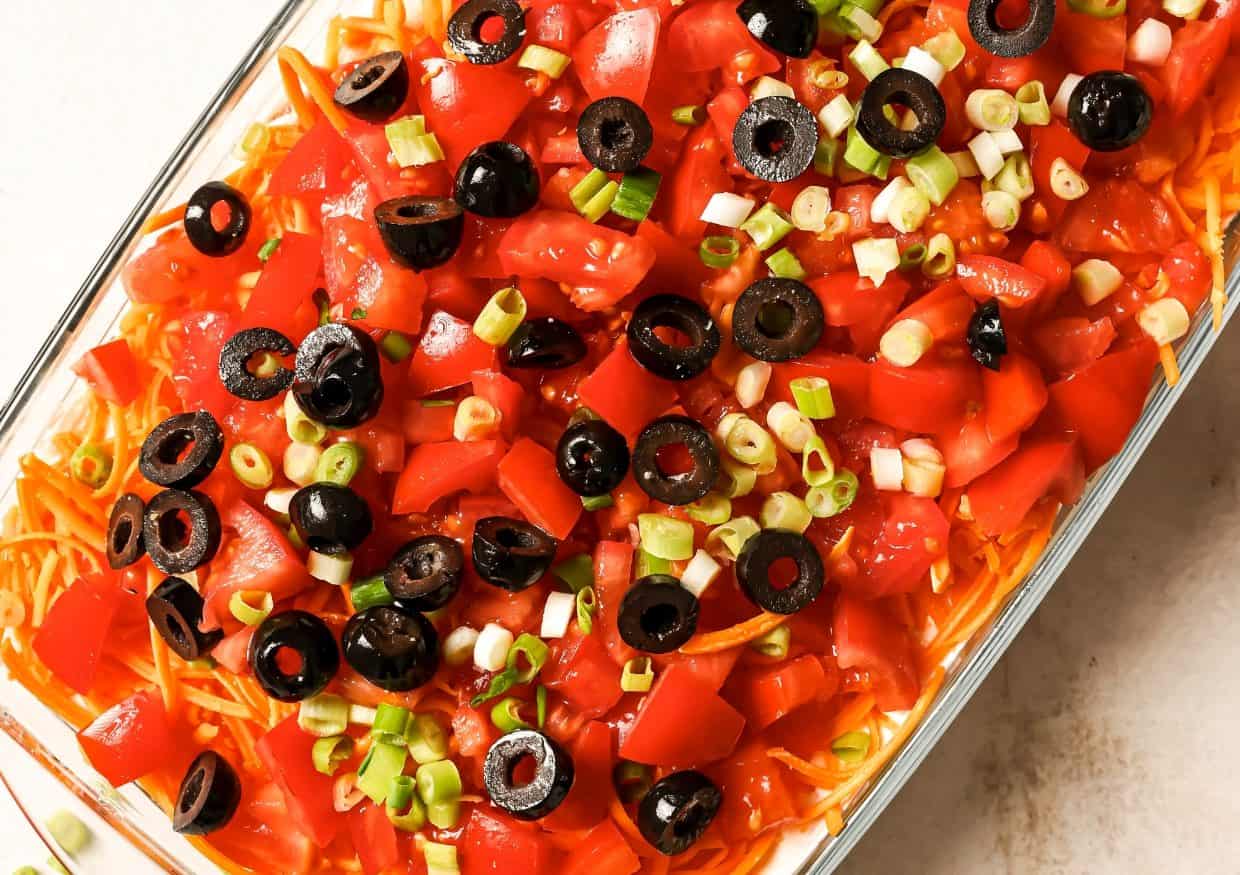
(2, 3), (1237, 873)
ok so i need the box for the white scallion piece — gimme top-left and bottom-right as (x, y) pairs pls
(681, 549), (722, 598)
(700, 192), (757, 228)
(540, 591), (577, 639)
(473, 623), (513, 673)
(991, 128), (1022, 155)
(818, 94), (856, 138)
(1138, 298), (1192, 345)
(879, 319), (934, 367)
(751, 75), (795, 101)
(1128, 18), (1173, 65)
(735, 361), (773, 409)
(1073, 258), (1124, 305)
(947, 150), (981, 178)
(967, 131), (1005, 180)
(853, 237), (901, 286)
(791, 185), (832, 232)
(308, 551), (353, 585)
(1052, 74), (1083, 118)
(443, 626), (479, 666)
(870, 176), (912, 225)
(900, 46), (946, 86)
(870, 447), (905, 492)
(766, 401), (816, 453)
(264, 487), (298, 516)
(901, 439), (946, 499)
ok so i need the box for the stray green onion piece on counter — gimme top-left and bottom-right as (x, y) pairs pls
(46, 811), (91, 858)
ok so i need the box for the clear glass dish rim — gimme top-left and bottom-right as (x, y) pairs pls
(1, 2), (1237, 872)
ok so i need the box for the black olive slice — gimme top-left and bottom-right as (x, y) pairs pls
(454, 141), (541, 218)
(333, 51), (409, 122)
(967, 0), (1055, 58)
(472, 517), (558, 592)
(218, 327), (295, 402)
(732, 278), (824, 362)
(736, 529), (825, 615)
(483, 730), (575, 820)
(184, 182), (251, 257)
(293, 323), (384, 429)
(448, 0), (527, 65)
(736, 0), (819, 58)
(249, 610), (340, 702)
(146, 576), (223, 661)
(627, 295), (721, 381)
(631, 415), (719, 506)
(342, 605), (440, 692)
(385, 535), (465, 611)
(638, 771), (722, 855)
(143, 489), (221, 575)
(856, 69), (947, 159)
(578, 98), (654, 174)
(374, 196), (466, 271)
(1067, 71), (1152, 152)
(617, 575), (700, 654)
(556, 420), (630, 497)
(505, 318), (587, 370)
(106, 492), (146, 569)
(289, 483), (373, 555)
(139, 411), (224, 489)
(967, 299), (1007, 371)
(733, 97), (818, 183)
(173, 751), (242, 835)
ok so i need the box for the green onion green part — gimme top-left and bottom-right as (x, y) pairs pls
(672, 105), (705, 125)
(621, 657), (655, 693)
(576, 587), (597, 634)
(380, 331), (414, 362)
(802, 435), (837, 488)
(766, 248), (807, 280)
(635, 548), (672, 578)
(611, 167), (662, 222)
(699, 235), (741, 269)
(750, 624), (791, 659)
(685, 493), (732, 526)
(424, 841), (460, 875)
(905, 146), (959, 206)
(350, 575), (395, 612)
(582, 493), (614, 511)
(406, 713), (449, 764)
(536, 685), (548, 728)
(312, 735), (355, 775)
(490, 696), (532, 732)
(416, 759), (464, 805)
(357, 740), (408, 804)
(805, 470), (860, 517)
(229, 589), (273, 626)
(740, 203), (795, 251)
(298, 693), (350, 737)
(473, 287), (527, 345)
(790, 376), (836, 420)
(315, 441), (364, 487)
(637, 513), (695, 561)
(517, 44), (572, 78)
(230, 442), (273, 490)
(372, 703), (411, 745)
(258, 237), (282, 262)
(832, 730), (871, 763)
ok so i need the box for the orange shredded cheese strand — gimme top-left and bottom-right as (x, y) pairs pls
(679, 611), (786, 654)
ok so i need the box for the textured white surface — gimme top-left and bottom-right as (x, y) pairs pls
(1, 3), (1239, 874)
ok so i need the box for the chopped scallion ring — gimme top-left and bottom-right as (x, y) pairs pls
(312, 735), (355, 775)
(760, 491), (813, 533)
(517, 44), (572, 78)
(722, 417), (778, 473)
(575, 586), (597, 634)
(308, 550), (353, 585)
(380, 331), (413, 362)
(805, 470), (860, 517)
(766, 247), (807, 280)
(818, 94), (855, 139)
(802, 435), (837, 488)
(552, 553), (594, 593)
(965, 89), (1019, 132)
(416, 759), (463, 806)
(766, 401), (816, 452)
(717, 458), (758, 498)
(315, 441), (364, 487)
(1049, 157), (1089, 201)
(582, 493), (614, 510)
(299, 693), (350, 737)
(832, 730), (871, 763)
(981, 189), (1021, 232)
(257, 237), (282, 262)
(740, 203), (795, 251)
(888, 185), (931, 233)
(611, 167), (662, 222)
(284, 390), (328, 444)
(699, 235), (741, 269)
(681, 549), (722, 597)
(637, 513), (695, 560)
(905, 146), (959, 206)
(621, 657), (655, 693)
(750, 624), (791, 659)
(736, 360), (773, 409)
(921, 29), (966, 70)
(790, 376), (836, 420)
(685, 493), (733, 526)
(922, 232), (956, 278)
(672, 104), (705, 125)
(490, 696), (532, 732)
(46, 811), (90, 858)
(407, 713), (450, 764)
(705, 515), (761, 562)
(700, 192), (757, 228)
(1015, 80), (1051, 126)
(229, 589), (274, 626)
(424, 841), (460, 875)
(473, 287), (527, 345)
(791, 185), (832, 232)
(350, 575), (395, 612)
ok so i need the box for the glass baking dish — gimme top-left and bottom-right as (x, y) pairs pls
(1, 1), (1236, 872)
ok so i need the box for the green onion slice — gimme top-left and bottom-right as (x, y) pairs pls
(611, 167), (662, 222)
(315, 442), (364, 487)
(806, 470), (860, 518)
(298, 693), (349, 737)
(802, 435), (837, 487)
(750, 624), (791, 659)
(832, 730), (871, 763)
(406, 713), (449, 764)
(582, 493), (614, 510)
(576, 587), (597, 634)
(552, 553), (594, 593)
(621, 657), (655, 692)
(372, 703), (411, 744)
(672, 105), (705, 125)
(416, 759), (463, 805)
(699, 235), (740, 269)
(380, 331), (414, 362)
(258, 237), (282, 262)
(536, 685), (548, 728)
(473, 287), (527, 346)
(312, 735), (355, 775)
(350, 575), (395, 612)
(229, 589), (273, 626)
(490, 696), (533, 732)
(789, 377), (836, 420)
(637, 513), (695, 561)
(357, 740), (408, 804)
(46, 811), (90, 857)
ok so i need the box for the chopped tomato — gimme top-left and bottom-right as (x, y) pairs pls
(938, 408), (1020, 488)
(560, 819), (640, 875)
(845, 494), (951, 599)
(1161, 240), (1213, 312)
(33, 573), (124, 695)
(203, 500), (311, 629)
(812, 270), (910, 329)
(461, 809), (558, 875)
(72, 339), (141, 406)
(392, 439), (507, 513)
(576, 340), (678, 438)
(173, 310), (243, 421)
(408, 310), (499, 397)
(834, 594), (920, 711)
(652, 647), (742, 693)
(868, 355), (979, 434)
(967, 435), (1085, 534)
(267, 118), (354, 213)
(402, 401), (455, 443)
(213, 626), (255, 675)
(1056, 179), (1177, 255)
(122, 227), (252, 306)
(771, 352), (872, 420)
(890, 280), (975, 343)
(542, 721), (615, 832)
(619, 663), (746, 766)
(982, 353), (1048, 444)
(78, 689), (177, 787)
(348, 804), (399, 875)
(664, 0), (779, 76)
(1163, 18), (1232, 116)
(1020, 240), (1072, 313)
(413, 59), (532, 168)
(241, 230), (322, 342)
(660, 124), (732, 239)
(256, 716), (343, 847)
(472, 369), (524, 439)
(956, 255), (1047, 308)
(711, 741), (797, 842)
(572, 8), (660, 104)
(593, 540), (637, 666)
(1059, 11), (1127, 74)
(497, 438), (582, 539)
(1033, 315), (1117, 374)
(723, 655), (833, 731)
(707, 86), (749, 166)
(544, 628), (624, 718)
(1029, 121), (1089, 223)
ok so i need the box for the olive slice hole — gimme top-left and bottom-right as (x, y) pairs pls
(209, 202), (235, 233)
(352, 65), (387, 91)
(477, 13), (507, 43)
(641, 603), (680, 638)
(159, 510), (192, 552)
(276, 646), (305, 675)
(508, 753), (539, 786)
(111, 519), (133, 554)
(756, 300), (796, 338)
(654, 443), (695, 477)
(155, 429), (198, 466)
(768, 556), (799, 590)
(754, 118), (795, 159)
(600, 118), (638, 152)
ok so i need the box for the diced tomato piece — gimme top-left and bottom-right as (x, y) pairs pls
(173, 310), (242, 421)
(812, 270), (910, 329)
(1056, 179), (1177, 256)
(1161, 240), (1212, 313)
(1033, 316), (1117, 375)
(634, 220), (711, 294)
(967, 435), (1085, 534)
(723, 655), (832, 731)
(543, 721), (615, 833)
(461, 809), (557, 875)
(957, 255), (1047, 308)
(392, 439), (508, 514)
(1162, 18), (1232, 116)
(348, 804), (399, 875)
(1020, 240), (1072, 313)
(664, 0), (779, 76)
(256, 716), (342, 847)
(572, 8), (659, 104)
(660, 124), (732, 239)
(834, 594), (920, 711)
(982, 353), (1048, 444)
(1059, 11), (1126, 73)
(78, 690), (177, 787)
(213, 626), (254, 675)
(707, 86), (749, 165)
(938, 409), (1020, 488)
(593, 540), (637, 666)
(651, 648), (743, 693)
(771, 352), (872, 420)
(576, 340), (677, 438)
(1029, 121), (1089, 223)
(561, 819), (640, 875)
(472, 370), (524, 440)
(123, 228), (252, 306)
(845, 494), (950, 599)
(33, 573), (123, 694)
(619, 664), (745, 766)
(543, 628), (624, 718)
(497, 438), (582, 539)
(403, 401), (456, 444)
(868, 356), (980, 434)
(72, 339), (141, 406)
(268, 118), (354, 211)
(408, 311), (499, 397)
(413, 59), (532, 168)
(890, 281), (974, 343)
(242, 231), (322, 342)
(203, 500), (311, 629)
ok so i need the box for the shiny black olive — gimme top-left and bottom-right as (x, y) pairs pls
(218, 327), (294, 402)
(483, 730), (575, 820)
(472, 517), (558, 591)
(504, 318), (587, 369)
(967, 0), (1055, 58)
(631, 415), (719, 506)
(374, 196), (465, 271)
(1068, 71), (1152, 152)
(578, 98), (653, 174)
(448, 0), (527, 65)
(556, 420), (630, 497)
(638, 771), (723, 856)
(342, 605), (439, 692)
(967, 299), (1007, 371)
(856, 69), (947, 159)
(143, 489), (221, 575)
(385, 535), (465, 611)
(736, 529), (825, 615)
(732, 278), (824, 363)
(184, 182), (251, 257)
(735, 0), (818, 58)
(173, 751), (242, 836)
(146, 576), (222, 661)
(106, 492), (146, 569)
(139, 411), (224, 489)
(293, 323), (384, 429)
(454, 141), (540, 218)
(333, 51), (409, 122)
(733, 97), (818, 183)
(627, 295), (721, 381)
(249, 610), (340, 702)
(617, 575), (700, 654)
(289, 483), (373, 555)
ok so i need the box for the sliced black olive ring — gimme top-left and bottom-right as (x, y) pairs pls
(293, 323), (384, 429)
(472, 517), (558, 592)
(732, 278), (824, 363)
(374, 196), (466, 271)
(139, 411), (224, 489)
(578, 97), (654, 174)
(736, 0), (819, 59)
(249, 610), (340, 702)
(638, 770), (723, 856)
(631, 415), (720, 506)
(627, 294), (721, 381)
(967, 299), (1007, 371)
(143, 489), (221, 575)
(454, 141), (541, 218)
(732, 97), (818, 183)
(385, 535), (465, 611)
(218, 327), (295, 402)
(146, 576), (223, 661)
(333, 51), (409, 122)
(289, 483), (374, 555)
(184, 181), (251, 257)
(1068, 71), (1152, 152)
(173, 751), (242, 835)
(856, 68), (947, 159)
(505, 318), (587, 370)
(556, 419), (630, 497)
(617, 575), (700, 654)
(735, 529), (825, 615)
(967, 0), (1055, 58)
(106, 492), (146, 569)
(483, 730), (575, 820)
(447, 0), (527, 65)
(342, 605), (440, 692)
